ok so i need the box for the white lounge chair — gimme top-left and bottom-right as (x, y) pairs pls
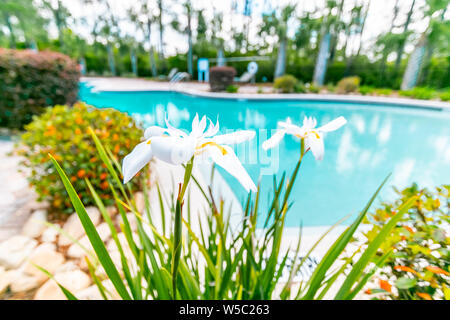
(234, 71), (255, 83)
(170, 72), (191, 83)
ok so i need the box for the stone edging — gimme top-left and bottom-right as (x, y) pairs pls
(81, 77), (450, 111)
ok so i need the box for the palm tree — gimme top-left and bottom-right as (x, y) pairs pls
(42, 0), (71, 50)
(260, 4), (297, 79)
(0, 0), (47, 49)
(394, 0), (416, 73)
(401, 0), (448, 90)
(157, 0), (164, 59)
(170, 1), (194, 76)
(313, 0), (340, 85)
(128, 1), (158, 77)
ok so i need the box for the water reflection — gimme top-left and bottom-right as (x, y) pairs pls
(80, 88), (450, 226)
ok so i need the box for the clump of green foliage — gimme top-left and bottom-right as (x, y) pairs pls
(294, 82), (307, 93)
(16, 102), (143, 214)
(361, 184), (449, 300)
(336, 76), (361, 94)
(438, 90), (450, 101)
(374, 88), (393, 96)
(359, 85), (375, 95)
(325, 83), (335, 93)
(306, 83), (320, 93)
(226, 84), (239, 93)
(398, 87), (437, 100)
(274, 74), (299, 93)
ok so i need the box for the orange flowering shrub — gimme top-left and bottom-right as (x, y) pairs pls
(360, 184), (449, 300)
(16, 102), (143, 213)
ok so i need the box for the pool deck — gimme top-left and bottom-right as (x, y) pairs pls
(81, 76), (450, 111)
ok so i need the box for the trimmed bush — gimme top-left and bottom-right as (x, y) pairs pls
(15, 102), (143, 214)
(294, 82), (307, 93)
(336, 76), (361, 94)
(359, 85), (375, 95)
(273, 74), (298, 93)
(307, 83), (320, 93)
(374, 88), (393, 96)
(226, 84), (239, 93)
(0, 49), (80, 129)
(209, 66), (236, 92)
(399, 87), (436, 100)
(439, 90), (450, 101)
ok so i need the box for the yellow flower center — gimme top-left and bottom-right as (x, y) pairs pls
(295, 130), (321, 139)
(196, 141), (228, 155)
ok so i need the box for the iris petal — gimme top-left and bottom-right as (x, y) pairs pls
(306, 133), (324, 160)
(151, 136), (196, 165)
(122, 139), (153, 183)
(212, 130), (255, 145)
(144, 126), (166, 139)
(204, 145), (257, 192)
(262, 129), (286, 150)
(318, 116), (347, 132)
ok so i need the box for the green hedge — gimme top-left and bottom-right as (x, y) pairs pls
(0, 49), (80, 129)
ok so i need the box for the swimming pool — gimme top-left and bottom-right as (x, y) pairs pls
(79, 84), (450, 227)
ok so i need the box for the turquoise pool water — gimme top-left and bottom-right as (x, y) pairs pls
(79, 85), (450, 227)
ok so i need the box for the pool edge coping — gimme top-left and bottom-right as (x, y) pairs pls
(80, 78), (450, 111)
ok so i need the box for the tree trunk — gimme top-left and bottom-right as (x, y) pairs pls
(378, 50), (389, 83)
(401, 33), (427, 90)
(356, 0), (371, 57)
(107, 43), (116, 76)
(395, 0), (416, 71)
(158, 0), (164, 59)
(417, 43), (433, 86)
(147, 20), (158, 77)
(4, 13), (16, 48)
(274, 35), (287, 78)
(55, 0), (64, 49)
(329, 0), (345, 63)
(131, 48), (138, 76)
(313, 33), (331, 85)
(187, 6), (193, 77)
(342, 26), (350, 59)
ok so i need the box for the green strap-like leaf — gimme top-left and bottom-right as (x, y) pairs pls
(49, 154), (132, 300)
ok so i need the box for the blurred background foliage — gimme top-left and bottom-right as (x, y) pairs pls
(0, 0), (448, 89)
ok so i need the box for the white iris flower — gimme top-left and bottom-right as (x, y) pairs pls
(122, 114), (257, 192)
(262, 116), (347, 160)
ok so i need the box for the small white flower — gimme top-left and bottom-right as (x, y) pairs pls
(123, 114), (257, 192)
(262, 116), (347, 160)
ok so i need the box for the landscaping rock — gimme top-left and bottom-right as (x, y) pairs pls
(75, 285), (104, 300)
(106, 206), (118, 217)
(0, 235), (37, 269)
(116, 212), (138, 231)
(55, 261), (79, 274)
(58, 207), (101, 246)
(134, 192), (145, 212)
(76, 280), (121, 300)
(41, 227), (58, 243)
(34, 269), (91, 300)
(23, 243), (65, 283)
(0, 266), (9, 295)
(28, 200), (50, 211)
(9, 271), (40, 293)
(106, 232), (140, 255)
(67, 222), (111, 258)
(21, 209), (47, 238)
